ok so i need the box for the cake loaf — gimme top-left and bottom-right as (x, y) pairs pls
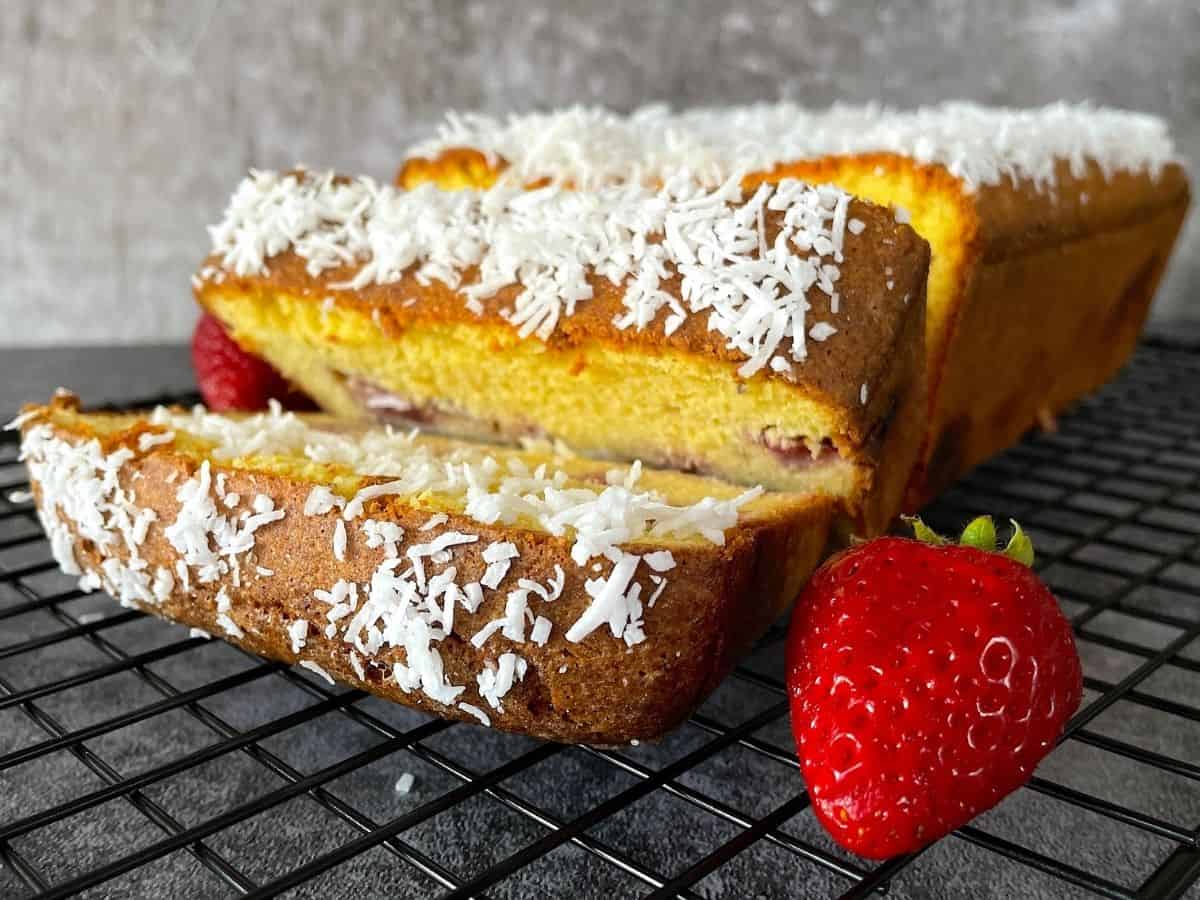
(194, 170), (929, 538)
(399, 101), (1190, 505)
(14, 392), (832, 743)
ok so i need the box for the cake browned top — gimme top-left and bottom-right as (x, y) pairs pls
(197, 170), (928, 444)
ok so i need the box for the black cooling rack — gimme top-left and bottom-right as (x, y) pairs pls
(0, 344), (1198, 900)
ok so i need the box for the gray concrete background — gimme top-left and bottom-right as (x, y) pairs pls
(1, 0), (1197, 346)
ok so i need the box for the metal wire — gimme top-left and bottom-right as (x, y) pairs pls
(0, 345), (1197, 899)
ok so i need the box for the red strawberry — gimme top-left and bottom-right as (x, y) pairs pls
(191, 314), (315, 412)
(786, 517), (1082, 859)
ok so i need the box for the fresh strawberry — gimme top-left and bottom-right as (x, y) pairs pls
(191, 314), (315, 412)
(786, 516), (1082, 859)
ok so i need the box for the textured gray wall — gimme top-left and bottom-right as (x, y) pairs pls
(1, 0), (1196, 346)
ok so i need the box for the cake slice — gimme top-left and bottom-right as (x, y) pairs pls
(14, 392), (832, 743)
(194, 169), (929, 538)
(399, 102), (1190, 504)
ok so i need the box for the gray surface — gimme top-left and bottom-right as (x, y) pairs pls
(0, 345), (196, 423)
(1, 346), (1199, 898)
(1, 0), (1198, 346)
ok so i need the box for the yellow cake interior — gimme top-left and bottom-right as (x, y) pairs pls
(202, 289), (866, 501)
(398, 150), (976, 474)
(31, 401), (825, 544)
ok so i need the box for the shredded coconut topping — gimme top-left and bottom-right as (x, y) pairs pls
(207, 169), (859, 377)
(151, 405), (760, 560)
(407, 101), (1177, 193)
(163, 461), (286, 586)
(19, 404), (764, 730)
(477, 652), (528, 711)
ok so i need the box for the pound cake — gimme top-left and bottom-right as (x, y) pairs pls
(399, 101), (1190, 503)
(193, 170), (929, 538)
(13, 392), (832, 743)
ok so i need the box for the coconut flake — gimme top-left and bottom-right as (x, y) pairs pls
(459, 702), (491, 726)
(215, 587), (244, 638)
(288, 618), (309, 654)
(531, 616), (552, 647)
(477, 653), (528, 711)
(809, 322), (837, 342)
(333, 519), (348, 561)
(420, 513), (449, 531)
(300, 660), (335, 685)
(137, 430), (174, 452)
(304, 485), (345, 516)
(362, 518), (404, 557)
(643, 550), (676, 573)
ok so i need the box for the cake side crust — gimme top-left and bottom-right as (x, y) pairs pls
(917, 190), (1192, 502)
(18, 399), (832, 743)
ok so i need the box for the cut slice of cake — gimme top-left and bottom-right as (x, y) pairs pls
(399, 102), (1190, 504)
(14, 392), (832, 743)
(194, 169), (929, 538)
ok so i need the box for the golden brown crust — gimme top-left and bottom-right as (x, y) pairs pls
(849, 278), (927, 538)
(971, 161), (1190, 261)
(398, 147), (505, 191)
(197, 198), (929, 450)
(915, 190), (1191, 504)
(22, 399), (831, 744)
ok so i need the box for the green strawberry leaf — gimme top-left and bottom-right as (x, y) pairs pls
(905, 514), (1035, 566)
(903, 515), (946, 545)
(1004, 519), (1035, 566)
(959, 515), (997, 551)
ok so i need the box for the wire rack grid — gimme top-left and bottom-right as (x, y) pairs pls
(0, 342), (1198, 899)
